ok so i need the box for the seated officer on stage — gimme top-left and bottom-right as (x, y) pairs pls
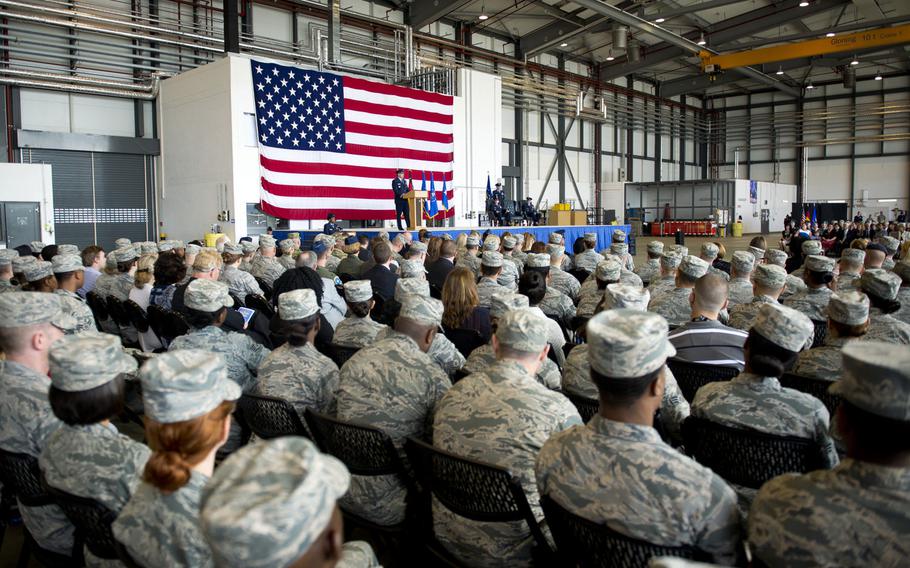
(323, 213), (340, 235)
(490, 198), (506, 226)
(521, 196), (541, 225)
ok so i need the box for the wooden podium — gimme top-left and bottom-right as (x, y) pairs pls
(402, 190), (428, 229)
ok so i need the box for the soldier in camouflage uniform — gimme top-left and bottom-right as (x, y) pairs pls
(861, 269), (910, 344)
(433, 309), (582, 566)
(40, 333), (151, 566)
(464, 292), (561, 390)
(238, 241), (257, 273)
(790, 239), (823, 281)
(22, 260), (57, 292)
(647, 255), (708, 327)
(11, 254), (37, 286)
(548, 232), (574, 272)
(169, 279), (269, 391)
(764, 249), (806, 301)
(113, 350), (240, 568)
(456, 235), (481, 277)
(512, 233), (528, 264)
(256, 289), (338, 417)
(727, 264), (787, 331)
(648, 251), (681, 298)
(500, 235), (523, 286)
(398, 258), (426, 280)
(749, 341), (910, 567)
(634, 241), (663, 286)
(335, 295), (451, 526)
(785, 255), (835, 321)
(894, 260), (910, 325)
(0, 293), (76, 555)
(538, 309), (743, 565)
(337, 236), (364, 279)
(794, 291), (869, 381)
(609, 229), (634, 271)
(250, 235), (286, 287)
(701, 242), (730, 282)
(527, 255), (576, 327)
(108, 247), (138, 301)
(835, 248), (865, 292)
(476, 251), (507, 307)
(219, 243), (263, 299)
(573, 232), (604, 273)
(576, 259), (619, 318)
(726, 251), (755, 308)
(482, 236), (515, 291)
(545, 243), (580, 301)
(332, 280), (387, 348)
(200, 437), (378, 568)
(879, 235), (899, 270)
(277, 239), (297, 270)
(50, 254), (96, 334)
(0, 249), (17, 292)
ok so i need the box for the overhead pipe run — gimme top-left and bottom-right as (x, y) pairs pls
(0, 75), (162, 100)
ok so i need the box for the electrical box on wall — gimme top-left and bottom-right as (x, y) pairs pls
(618, 168), (627, 182)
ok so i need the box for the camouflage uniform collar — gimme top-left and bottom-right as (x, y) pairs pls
(732, 372), (782, 390)
(54, 288), (82, 301)
(1, 359), (48, 380)
(836, 458), (910, 489)
(192, 325), (228, 338)
(384, 328), (420, 349)
(486, 358), (536, 384)
(62, 421), (119, 437)
(822, 335), (851, 348)
(588, 415), (663, 444)
(753, 294), (778, 304)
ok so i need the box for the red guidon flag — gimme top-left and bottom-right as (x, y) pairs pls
(251, 59), (454, 220)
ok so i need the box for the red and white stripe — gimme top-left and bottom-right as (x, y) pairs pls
(259, 74), (455, 221)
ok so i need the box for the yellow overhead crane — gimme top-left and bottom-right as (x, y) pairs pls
(700, 23), (910, 73)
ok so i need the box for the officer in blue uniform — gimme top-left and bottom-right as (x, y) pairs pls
(521, 197), (540, 225)
(323, 213), (340, 235)
(392, 168), (409, 231)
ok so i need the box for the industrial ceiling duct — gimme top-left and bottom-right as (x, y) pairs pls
(627, 40), (641, 63)
(843, 65), (856, 89)
(612, 25), (629, 51)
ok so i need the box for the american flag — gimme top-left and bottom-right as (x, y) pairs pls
(251, 59), (455, 221)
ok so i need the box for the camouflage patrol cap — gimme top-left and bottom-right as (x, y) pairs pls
(0, 292), (76, 330)
(748, 246), (765, 262)
(595, 259), (622, 281)
(731, 251), (755, 273)
(526, 253), (550, 268)
(879, 236), (899, 254)
(840, 248), (865, 264)
(612, 229), (626, 242)
(241, 241), (258, 254)
(140, 242), (158, 255)
(29, 241), (45, 253)
(115, 247), (139, 263)
(805, 255), (835, 273)
(51, 254), (83, 274)
(587, 310), (675, 377)
(259, 235), (277, 249)
(830, 341), (910, 421)
(603, 284), (650, 311)
(279, 239), (295, 251)
(56, 244), (79, 256)
(0, 249), (18, 267)
(490, 292), (529, 319)
(679, 255), (709, 279)
(495, 308), (549, 352)
(753, 264), (787, 289)
(288, 232), (300, 239)
(344, 280), (373, 303)
(482, 251), (504, 268)
(12, 255), (37, 273)
(502, 236), (517, 249)
(104, 252), (118, 269)
(223, 243), (243, 255)
(50, 333), (137, 392)
(173, 240), (185, 250)
(701, 242), (719, 259)
(583, 232), (597, 242)
(399, 294), (443, 327)
(802, 239), (823, 256)
(668, 245), (688, 257)
(827, 291), (869, 325)
(482, 235), (500, 251)
(185, 279), (234, 312)
(646, 241), (664, 254)
(546, 244), (564, 258)
(157, 240), (175, 252)
(894, 260), (910, 283)
(441, 233), (454, 241)
(660, 251), (682, 270)
(140, 350), (241, 423)
(24, 260), (53, 282)
(514, 233), (525, 245)
(131, 242), (142, 252)
(409, 241), (428, 254)
(860, 268), (901, 301)
(752, 303), (813, 352)
(548, 232), (564, 245)
(399, 259), (427, 279)
(185, 243), (202, 256)
(610, 242), (628, 256)
(200, 437), (351, 568)
(378, 230), (389, 241)
(764, 249), (788, 267)
(395, 278), (430, 303)
(278, 289), (319, 320)
(114, 238), (131, 249)
(466, 236), (480, 247)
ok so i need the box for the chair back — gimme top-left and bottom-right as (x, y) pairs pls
(681, 416), (828, 489)
(254, 278), (273, 300)
(0, 450), (54, 507)
(453, 368), (471, 384)
(237, 393), (309, 440)
(442, 328), (486, 358)
(245, 294), (275, 319)
(568, 269), (590, 284)
(811, 320), (828, 348)
(105, 297), (130, 327)
(564, 392), (598, 424)
(326, 344), (360, 367)
(165, 310), (190, 339)
(304, 410), (403, 477)
(780, 373), (841, 416)
(666, 359), (739, 402)
(229, 292), (244, 309)
(86, 291), (109, 323)
(146, 304), (170, 340)
(541, 495), (706, 568)
(429, 283), (442, 300)
(123, 300), (151, 333)
(42, 483), (119, 560)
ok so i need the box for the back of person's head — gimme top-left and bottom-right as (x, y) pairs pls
(134, 254), (157, 288)
(153, 252), (187, 287)
(439, 240), (457, 259)
(572, 237), (586, 255)
(40, 244), (58, 262)
(804, 255), (834, 287)
(373, 242), (392, 265)
(81, 245), (104, 267)
(746, 304), (813, 378)
(530, 241), (547, 254)
(442, 266), (479, 329)
(296, 250), (317, 269)
(343, 280), (373, 318)
(276, 289), (321, 347)
(192, 250), (223, 276)
(749, 236), (767, 250)
(518, 270), (547, 306)
(395, 295), (443, 352)
(863, 244), (887, 269)
(493, 308), (550, 365)
(692, 274), (728, 313)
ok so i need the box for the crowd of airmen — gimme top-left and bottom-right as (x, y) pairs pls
(0, 222), (908, 567)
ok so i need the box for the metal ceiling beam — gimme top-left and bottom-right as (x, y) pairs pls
(408, 0), (475, 30)
(660, 59), (809, 97)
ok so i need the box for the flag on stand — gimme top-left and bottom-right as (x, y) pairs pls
(425, 172), (440, 219)
(250, 59), (454, 220)
(486, 174), (493, 200)
(441, 176), (450, 212)
(811, 206), (817, 225)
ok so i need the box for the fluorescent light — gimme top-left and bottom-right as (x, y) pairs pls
(828, 200), (846, 203)
(826, 32), (835, 37)
(799, 1), (810, 6)
(776, 66), (784, 75)
(806, 81), (815, 90)
(850, 58), (859, 65)
(606, 54), (615, 61)
(560, 42), (568, 47)
(655, 18), (665, 23)
(782, 200), (789, 203)
(875, 73), (883, 81)
(697, 33), (707, 46)
(878, 198), (897, 203)
(478, 13), (488, 21)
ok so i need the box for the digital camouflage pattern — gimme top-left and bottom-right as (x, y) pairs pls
(110, 273), (135, 302)
(375, 326), (465, 378)
(536, 286), (576, 325)
(332, 315), (387, 348)
(678, 256), (709, 279)
(785, 286), (833, 322)
(635, 258), (661, 285)
(726, 295), (777, 331)
(250, 255), (286, 287)
(463, 343), (561, 390)
(140, 350), (241, 423)
(865, 309), (910, 345)
(647, 287), (695, 327)
(278, 288), (319, 320)
(548, 265), (580, 300)
(572, 248), (604, 272)
(433, 359), (582, 567)
(456, 250), (481, 276)
(184, 279), (234, 313)
(255, 342), (339, 416)
(220, 265), (263, 299)
(495, 308), (550, 353)
(752, 303), (814, 353)
(169, 326), (269, 392)
(603, 283), (650, 311)
(476, 276), (506, 308)
(23, 260), (53, 282)
(54, 288), (97, 334)
(648, 275), (678, 299)
(792, 336), (854, 381)
(831, 341), (910, 420)
(826, 290), (869, 325)
(726, 277), (754, 308)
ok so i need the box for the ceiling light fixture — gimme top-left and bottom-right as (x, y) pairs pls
(776, 66), (784, 75)
(875, 71), (883, 80)
(850, 56), (859, 65)
(478, 13), (488, 20)
(560, 42), (568, 47)
(606, 49), (616, 61)
(478, 5), (488, 21)
(697, 33), (707, 46)
(799, 1), (810, 6)
(655, 17), (665, 23)
(806, 81), (815, 90)
(826, 32), (835, 37)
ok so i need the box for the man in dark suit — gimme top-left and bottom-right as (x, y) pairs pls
(427, 240), (457, 291)
(362, 241), (398, 301)
(392, 168), (409, 231)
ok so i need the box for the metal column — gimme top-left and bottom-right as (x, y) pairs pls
(327, 0), (341, 64)
(224, 0), (240, 54)
(557, 55), (566, 203)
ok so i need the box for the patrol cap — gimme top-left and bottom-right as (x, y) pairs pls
(378, 230), (389, 241)
(24, 260), (53, 282)
(440, 233), (453, 242)
(668, 245), (688, 257)
(764, 249), (788, 267)
(610, 242), (628, 256)
(279, 239), (295, 251)
(660, 251), (682, 270)
(603, 284), (650, 311)
(114, 238), (132, 249)
(398, 295), (443, 327)
(395, 278), (430, 303)
(502, 236), (517, 249)
(12, 255), (37, 273)
(399, 259), (427, 279)
(173, 240), (186, 250)
(860, 268), (900, 301)
(840, 248), (865, 263)
(482, 236), (500, 251)
(49, 333), (137, 392)
(278, 289), (319, 321)
(490, 292), (529, 319)
(731, 251), (755, 273)
(802, 240), (823, 256)
(0, 249), (18, 267)
(56, 244), (79, 256)
(805, 255), (835, 273)
(482, 251), (504, 268)
(514, 233), (525, 245)
(104, 253), (118, 269)
(259, 235), (277, 249)
(583, 232), (597, 242)
(754, 264), (787, 289)
(647, 241), (664, 254)
(140, 350), (241, 423)
(701, 242), (719, 259)
(223, 243), (243, 255)
(288, 232), (300, 239)
(466, 236), (480, 247)
(200, 437), (351, 568)
(140, 242), (158, 255)
(548, 232), (564, 245)
(343, 280), (373, 303)
(185, 243), (202, 256)
(546, 244), (564, 258)
(157, 241), (175, 252)
(587, 310), (675, 377)
(595, 259), (622, 281)
(679, 255), (709, 279)
(525, 253), (550, 269)
(0, 292), (76, 331)
(748, 246), (765, 262)
(409, 241), (428, 254)
(894, 260), (910, 283)
(752, 303), (813, 353)
(29, 241), (45, 253)
(612, 229), (626, 243)
(879, 236), (899, 254)
(241, 241), (258, 254)
(830, 341), (910, 421)
(827, 291), (869, 326)
(185, 279), (233, 312)
(51, 254), (84, 274)
(495, 308), (549, 353)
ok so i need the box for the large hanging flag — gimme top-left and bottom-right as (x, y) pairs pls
(251, 59), (454, 220)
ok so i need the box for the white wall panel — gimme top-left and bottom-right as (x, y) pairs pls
(70, 95), (135, 137)
(253, 5), (292, 43)
(20, 90), (70, 133)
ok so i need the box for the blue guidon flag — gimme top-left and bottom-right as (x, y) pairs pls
(251, 59), (455, 220)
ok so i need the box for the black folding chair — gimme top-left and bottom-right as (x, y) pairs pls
(811, 320), (828, 348)
(237, 393), (310, 440)
(452, 368), (471, 384)
(123, 300), (151, 333)
(682, 416), (829, 489)
(326, 344), (360, 367)
(254, 277), (273, 301)
(165, 309), (190, 339)
(564, 392), (598, 424)
(245, 294), (275, 319)
(780, 373), (841, 416)
(442, 328), (485, 358)
(404, 437), (553, 565)
(147, 304), (170, 341)
(568, 269), (591, 284)
(541, 495), (708, 568)
(666, 359), (739, 402)
(546, 342), (563, 371)
(42, 480), (120, 564)
(85, 291), (108, 331)
(229, 292), (244, 309)
(105, 297), (131, 328)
